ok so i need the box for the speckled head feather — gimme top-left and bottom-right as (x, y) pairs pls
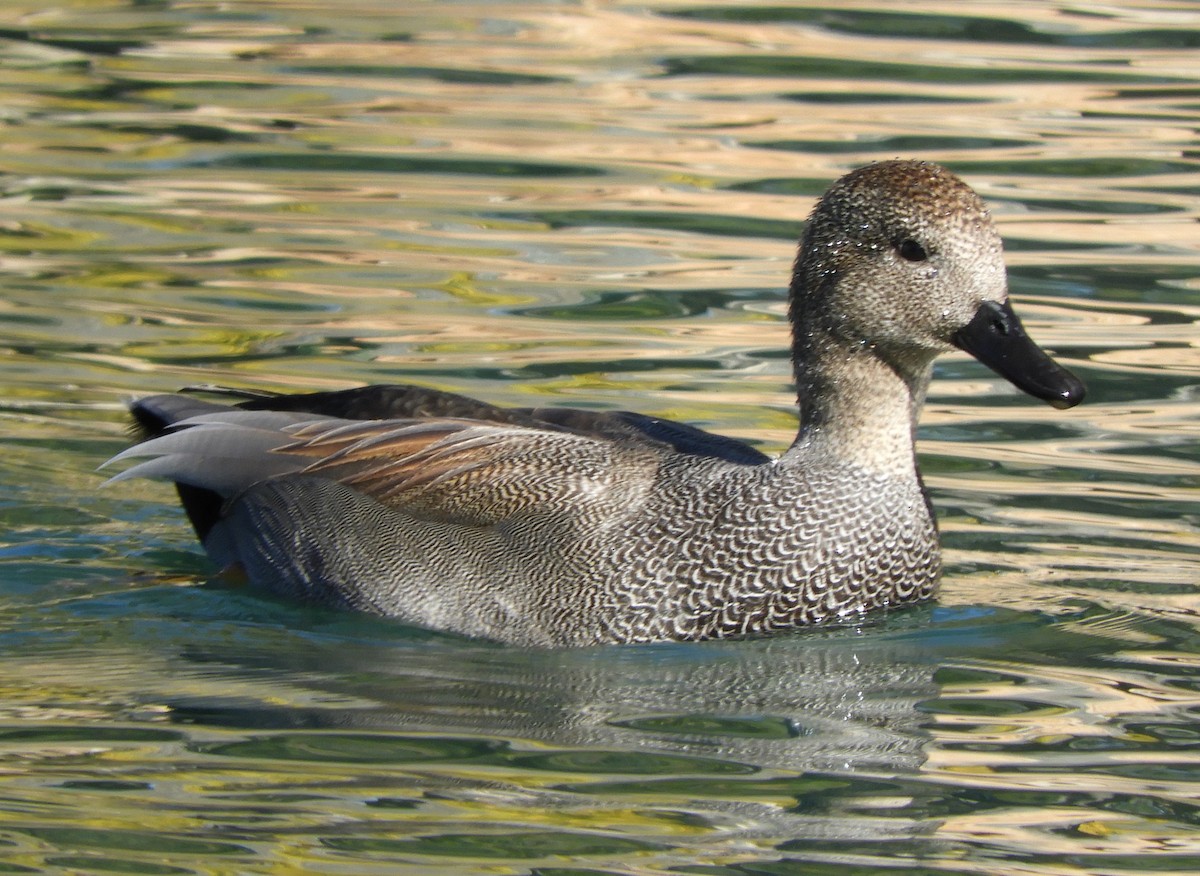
(104, 160), (1085, 646)
(791, 160), (1006, 362)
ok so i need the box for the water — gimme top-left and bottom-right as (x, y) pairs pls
(1, 0), (1198, 872)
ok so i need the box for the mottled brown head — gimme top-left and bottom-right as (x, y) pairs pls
(791, 160), (1006, 361)
(790, 160), (1084, 408)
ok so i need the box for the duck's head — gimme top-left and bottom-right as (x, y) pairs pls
(790, 160), (1084, 409)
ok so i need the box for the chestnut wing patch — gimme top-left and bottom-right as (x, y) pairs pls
(282, 418), (661, 528)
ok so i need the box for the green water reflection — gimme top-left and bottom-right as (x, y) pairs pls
(0, 0), (1197, 874)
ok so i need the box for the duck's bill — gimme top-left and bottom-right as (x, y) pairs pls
(951, 299), (1086, 409)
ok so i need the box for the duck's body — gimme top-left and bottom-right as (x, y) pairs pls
(107, 161), (1084, 646)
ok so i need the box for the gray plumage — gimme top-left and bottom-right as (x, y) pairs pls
(104, 160), (1084, 646)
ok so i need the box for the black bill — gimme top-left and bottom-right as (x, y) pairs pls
(951, 299), (1085, 410)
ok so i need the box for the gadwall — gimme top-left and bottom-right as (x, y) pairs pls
(106, 160), (1085, 646)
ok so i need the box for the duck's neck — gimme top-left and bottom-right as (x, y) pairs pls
(783, 327), (933, 476)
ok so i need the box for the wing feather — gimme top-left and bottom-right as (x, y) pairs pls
(107, 410), (663, 530)
(290, 419), (661, 526)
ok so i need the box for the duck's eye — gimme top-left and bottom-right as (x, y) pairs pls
(897, 239), (928, 262)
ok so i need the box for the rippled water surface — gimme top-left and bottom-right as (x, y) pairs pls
(2, 1), (1199, 873)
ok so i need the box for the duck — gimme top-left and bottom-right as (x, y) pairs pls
(104, 160), (1085, 647)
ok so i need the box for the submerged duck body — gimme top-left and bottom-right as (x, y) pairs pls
(107, 160), (1084, 646)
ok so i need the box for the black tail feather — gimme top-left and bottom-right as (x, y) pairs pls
(127, 394), (242, 542)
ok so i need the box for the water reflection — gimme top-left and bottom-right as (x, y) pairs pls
(2, 588), (1196, 871)
(174, 617), (940, 773)
(1, 0), (1199, 873)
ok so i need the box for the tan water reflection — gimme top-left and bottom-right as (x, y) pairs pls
(2, 1), (1200, 874)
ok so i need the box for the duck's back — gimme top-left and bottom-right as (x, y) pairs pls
(201, 444), (938, 646)
(112, 388), (939, 646)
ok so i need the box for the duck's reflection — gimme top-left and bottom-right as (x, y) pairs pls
(169, 607), (960, 776)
